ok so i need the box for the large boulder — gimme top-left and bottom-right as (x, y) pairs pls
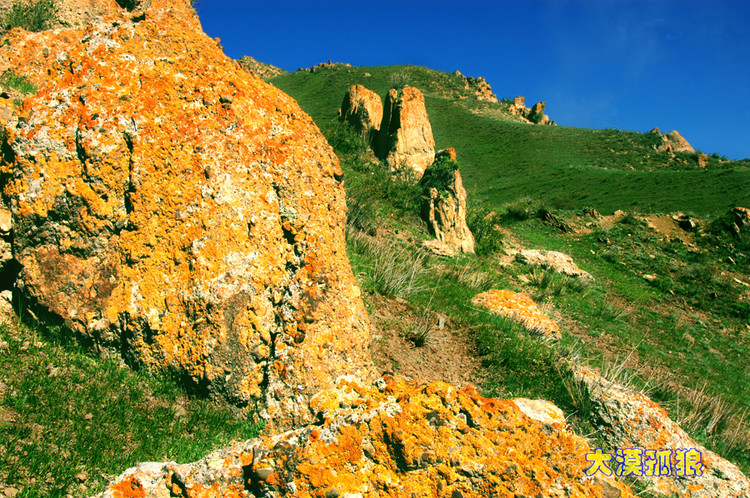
(0, 0), (373, 428)
(98, 375), (632, 497)
(338, 84), (383, 148)
(419, 148), (475, 256)
(378, 86), (435, 178)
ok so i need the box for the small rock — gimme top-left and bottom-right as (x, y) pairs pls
(4, 487), (20, 498)
(84, 413), (94, 421)
(74, 471), (88, 482)
(643, 274), (658, 283)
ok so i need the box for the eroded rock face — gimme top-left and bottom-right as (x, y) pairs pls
(652, 128), (696, 155)
(577, 367), (750, 496)
(338, 84), (383, 148)
(98, 375), (632, 497)
(420, 149), (475, 256)
(378, 86), (435, 178)
(1, 0), (373, 428)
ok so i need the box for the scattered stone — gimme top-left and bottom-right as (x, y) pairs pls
(576, 367), (750, 496)
(338, 84), (383, 148)
(512, 249), (593, 280)
(419, 149), (475, 256)
(643, 274), (658, 283)
(97, 376), (631, 497)
(472, 289), (561, 340)
(1, 0), (374, 429)
(512, 398), (565, 426)
(378, 86), (435, 178)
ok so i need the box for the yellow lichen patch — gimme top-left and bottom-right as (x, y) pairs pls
(472, 289), (561, 340)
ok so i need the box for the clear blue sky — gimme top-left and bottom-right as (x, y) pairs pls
(198, 1), (750, 160)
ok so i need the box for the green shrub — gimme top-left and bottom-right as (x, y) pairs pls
(419, 154), (459, 197)
(466, 201), (504, 255)
(0, 70), (36, 95)
(2, 0), (58, 33)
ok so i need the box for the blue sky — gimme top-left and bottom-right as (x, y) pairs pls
(198, 1), (750, 160)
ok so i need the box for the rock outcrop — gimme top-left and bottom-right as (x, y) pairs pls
(472, 289), (561, 340)
(452, 71), (497, 102)
(338, 84), (383, 149)
(419, 148), (475, 256)
(98, 375), (631, 497)
(650, 128), (696, 154)
(378, 86), (435, 178)
(513, 249), (593, 280)
(0, 0), (373, 428)
(509, 96), (554, 125)
(237, 55), (287, 79)
(577, 367), (750, 496)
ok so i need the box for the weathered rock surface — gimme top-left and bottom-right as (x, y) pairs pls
(237, 55), (287, 79)
(419, 149), (475, 256)
(98, 375), (632, 497)
(577, 367), (750, 497)
(0, 0), (132, 30)
(378, 86), (435, 178)
(651, 128), (696, 155)
(338, 84), (383, 148)
(472, 289), (561, 340)
(731, 206), (750, 237)
(513, 249), (593, 280)
(527, 101), (550, 125)
(455, 72), (497, 102)
(509, 96), (554, 125)
(0, 0), (373, 428)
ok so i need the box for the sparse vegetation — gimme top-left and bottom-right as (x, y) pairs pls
(0, 70), (36, 95)
(1, 0), (58, 33)
(0, 318), (262, 496)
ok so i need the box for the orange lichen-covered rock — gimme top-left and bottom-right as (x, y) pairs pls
(378, 86), (435, 178)
(472, 289), (561, 340)
(98, 375), (633, 497)
(577, 367), (750, 496)
(0, 0), (373, 427)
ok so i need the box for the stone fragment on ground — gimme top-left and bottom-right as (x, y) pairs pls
(472, 289), (561, 340)
(97, 375), (632, 497)
(576, 367), (750, 496)
(512, 249), (593, 280)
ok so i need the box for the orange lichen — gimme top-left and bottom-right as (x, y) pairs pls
(472, 289), (560, 339)
(102, 376), (633, 497)
(1, 0), (374, 428)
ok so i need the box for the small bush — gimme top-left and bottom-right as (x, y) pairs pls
(2, 0), (58, 33)
(0, 70), (36, 95)
(390, 71), (409, 90)
(466, 201), (504, 255)
(419, 154), (459, 197)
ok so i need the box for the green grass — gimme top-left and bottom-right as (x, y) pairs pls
(270, 64), (750, 217)
(0, 70), (37, 95)
(327, 113), (749, 478)
(0, 318), (262, 497)
(2, 0), (58, 33)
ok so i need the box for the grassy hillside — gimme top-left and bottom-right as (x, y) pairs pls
(269, 63), (750, 483)
(270, 64), (750, 217)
